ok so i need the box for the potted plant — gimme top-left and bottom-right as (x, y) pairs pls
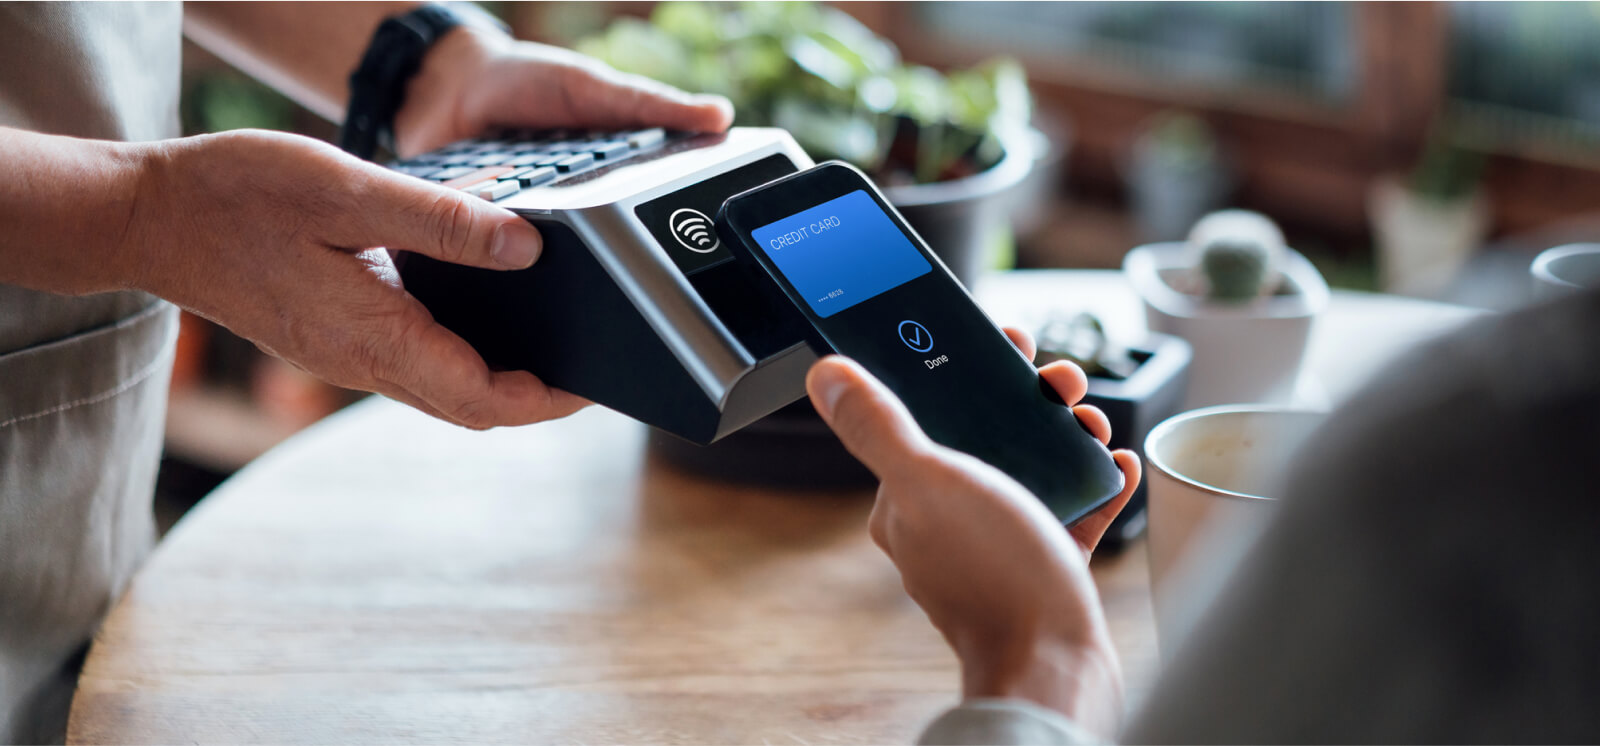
(1123, 210), (1329, 408)
(1368, 134), (1489, 298)
(1125, 111), (1231, 242)
(584, 2), (1048, 488)
(1035, 313), (1192, 551)
(576, 1), (1039, 285)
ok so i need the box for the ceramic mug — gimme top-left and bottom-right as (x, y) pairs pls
(1531, 243), (1600, 300)
(1143, 405), (1325, 651)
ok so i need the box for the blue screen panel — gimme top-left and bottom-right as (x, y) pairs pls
(750, 190), (932, 317)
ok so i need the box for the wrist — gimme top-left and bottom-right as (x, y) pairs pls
(959, 634), (1125, 738)
(111, 137), (181, 296)
(0, 130), (167, 295)
(391, 23), (504, 157)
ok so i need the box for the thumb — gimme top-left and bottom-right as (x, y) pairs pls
(348, 168), (545, 271)
(807, 356), (933, 478)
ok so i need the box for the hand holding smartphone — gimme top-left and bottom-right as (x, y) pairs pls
(717, 162), (1124, 525)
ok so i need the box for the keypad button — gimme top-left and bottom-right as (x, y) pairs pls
(554, 153), (595, 172)
(472, 180), (521, 201)
(588, 141), (630, 160)
(441, 166), (514, 189)
(469, 153), (512, 167)
(625, 128), (665, 148)
(515, 166), (558, 187)
(392, 165), (441, 178)
(427, 166), (478, 182)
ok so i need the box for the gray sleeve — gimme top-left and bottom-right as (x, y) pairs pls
(1124, 291), (1600, 744)
(918, 699), (1105, 745)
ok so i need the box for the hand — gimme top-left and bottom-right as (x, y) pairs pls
(124, 129), (586, 429)
(392, 25), (734, 156)
(123, 31), (733, 429)
(4, 22), (733, 431)
(805, 328), (1141, 738)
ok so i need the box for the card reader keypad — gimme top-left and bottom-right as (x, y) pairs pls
(386, 128), (673, 202)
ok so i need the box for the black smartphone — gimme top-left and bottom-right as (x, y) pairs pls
(716, 162), (1124, 525)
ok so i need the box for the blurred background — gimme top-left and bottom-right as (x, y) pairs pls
(158, 1), (1600, 529)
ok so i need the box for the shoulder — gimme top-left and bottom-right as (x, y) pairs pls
(1291, 289), (1600, 527)
(1126, 290), (1600, 743)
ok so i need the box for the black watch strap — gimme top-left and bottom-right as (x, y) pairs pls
(339, 4), (498, 161)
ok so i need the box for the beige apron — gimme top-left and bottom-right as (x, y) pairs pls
(0, 3), (182, 742)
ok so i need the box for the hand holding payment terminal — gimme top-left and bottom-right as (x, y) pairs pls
(392, 128), (818, 445)
(717, 162), (1125, 525)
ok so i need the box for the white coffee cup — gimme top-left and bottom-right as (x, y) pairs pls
(1143, 406), (1325, 651)
(1531, 243), (1600, 300)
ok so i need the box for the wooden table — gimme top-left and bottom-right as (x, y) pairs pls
(68, 271), (1478, 744)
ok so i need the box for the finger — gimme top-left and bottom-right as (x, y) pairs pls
(1038, 360), (1090, 406)
(341, 167), (546, 271)
(1069, 449), (1141, 555)
(1071, 404), (1113, 445)
(560, 61), (734, 133)
(1002, 326), (1037, 362)
(806, 355), (933, 478)
(376, 307), (588, 429)
(377, 377), (590, 430)
(866, 497), (895, 559)
(375, 383), (467, 426)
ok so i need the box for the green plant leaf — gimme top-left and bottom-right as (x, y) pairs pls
(574, 1), (1033, 184)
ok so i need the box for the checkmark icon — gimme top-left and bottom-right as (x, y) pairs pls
(898, 320), (933, 352)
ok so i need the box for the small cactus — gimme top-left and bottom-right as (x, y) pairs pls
(1185, 209), (1285, 302)
(1199, 237), (1272, 301)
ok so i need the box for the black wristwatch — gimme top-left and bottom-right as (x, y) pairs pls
(339, 3), (506, 161)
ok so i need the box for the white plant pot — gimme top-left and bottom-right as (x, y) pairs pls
(1124, 242), (1329, 408)
(1368, 177), (1489, 298)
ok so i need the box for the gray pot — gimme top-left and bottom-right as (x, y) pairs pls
(885, 126), (1041, 285)
(650, 128), (1042, 489)
(1082, 333), (1193, 551)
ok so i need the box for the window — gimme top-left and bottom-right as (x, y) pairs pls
(914, 2), (1357, 106)
(1448, 1), (1600, 159)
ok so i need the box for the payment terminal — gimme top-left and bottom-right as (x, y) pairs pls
(391, 128), (816, 444)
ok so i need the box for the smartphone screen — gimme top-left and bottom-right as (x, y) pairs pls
(720, 163), (1124, 525)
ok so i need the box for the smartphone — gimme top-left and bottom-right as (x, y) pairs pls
(716, 162), (1124, 525)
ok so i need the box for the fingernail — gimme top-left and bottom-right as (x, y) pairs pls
(492, 223), (541, 269)
(692, 94), (735, 126)
(809, 361), (850, 419)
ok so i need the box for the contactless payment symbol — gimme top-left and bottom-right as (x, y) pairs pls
(669, 208), (720, 254)
(898, 320), (933, 352)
